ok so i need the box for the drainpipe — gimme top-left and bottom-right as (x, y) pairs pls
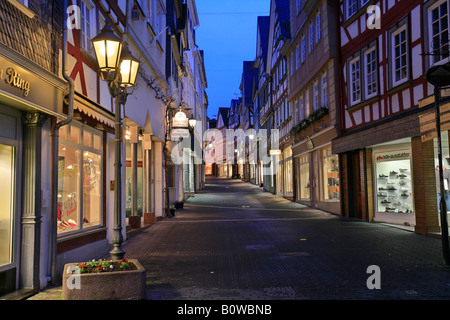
(49, 0), (74, 285)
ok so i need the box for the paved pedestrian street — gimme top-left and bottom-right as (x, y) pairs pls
(115, 177), (450, 300)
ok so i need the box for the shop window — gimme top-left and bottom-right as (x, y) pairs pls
(323, 148), (339, 200)
(125, 140), (143, 217)
(57, 124), (103, 234)
(374, 150), (413, 214)
(0, 144), (14, 266)
(297, 155), (310, 200)
(284, 148), (293, 197)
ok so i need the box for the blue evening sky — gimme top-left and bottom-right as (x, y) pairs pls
(195, 0), (270, 120)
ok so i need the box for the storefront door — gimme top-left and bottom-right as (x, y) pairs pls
(347, 150), (362, 218)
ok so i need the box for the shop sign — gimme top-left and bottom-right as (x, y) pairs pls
(172, 111), (189, 128)
(0, 55), (64, 116)
(171, 128), (190, 139)
(270, 149), (281, 155)
(421, 130), (437, 143)
(419, 107), (450, 142)
(419, 112), (436, 142)
(0, 66), (31, 96)
(375, 150), (410, 162)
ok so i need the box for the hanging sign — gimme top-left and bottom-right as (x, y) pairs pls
(270, 149), (281, 155)
(172, 110), (189, 128)
(171, 128), (190, 139)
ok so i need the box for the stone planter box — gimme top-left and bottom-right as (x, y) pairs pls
(62, 259), (146, 300)
(144, 212), (156, 225)
(128, 215), (142, 229)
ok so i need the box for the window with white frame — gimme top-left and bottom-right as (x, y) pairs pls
(321, 72), (328, 108)
(305, 89), (310, 117)
(80, 0), (95, 52)
(349, 57), (361, 105)
(294, 99), (298, 122)
(391, 24), (408, 87)
(428, 1), (450, 65)
(285, 98), (290, 118)
(301, 34), (306, 63)
(347, 0), (358, 19)
(299, 93), (305, 120)
(316, 10), (321, 43)
(295, 44), (300, 70)
(309, 21), (314, 53)
(290, 53), (294, 76)
(297, 0), (302, 15)
(313, 80), (319, 111)
(18, 0), (29, 6)
(364, 46), (378, 98)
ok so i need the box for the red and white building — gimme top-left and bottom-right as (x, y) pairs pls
(333, 0), (449, 235)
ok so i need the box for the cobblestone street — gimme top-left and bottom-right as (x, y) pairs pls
(112, 177), (450, 300)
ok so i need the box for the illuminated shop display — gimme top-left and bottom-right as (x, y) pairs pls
(374, 150), (413, 214)
(57, 124), (103, 234)
(323, 148), (339, 201)
(0, 144), (14, 267)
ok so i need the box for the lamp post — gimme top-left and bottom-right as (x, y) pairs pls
(189, 114), (197, 193)
(426, 63), (450, 265)
(91, 21), (140, 260)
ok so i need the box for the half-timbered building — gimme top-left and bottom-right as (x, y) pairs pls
(333, 0), (446, 234)
(287, 0), (340, 213)
(267, 0), (293, 199)
(253, 15), (270, 187)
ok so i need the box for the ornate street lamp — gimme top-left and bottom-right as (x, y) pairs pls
(91, 22), (123, 82)
(188, 114), (197, 129)
(91, 21), (140, 260)
(119, 45), (140, 88)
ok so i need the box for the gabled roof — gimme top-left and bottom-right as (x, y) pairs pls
(242, 61), (254, 106)
(257, 16), (270, 67)
(229, 99), (239, 115)
(217, 107), (230, 128)
(208, 118), (217, 129)
(275, 0), (291, 39)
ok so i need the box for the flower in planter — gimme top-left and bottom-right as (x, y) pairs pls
(119, 258), (130, 269)
(77, 263), (87, 273)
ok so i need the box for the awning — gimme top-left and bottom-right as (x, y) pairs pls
(73, 93), (115, 128)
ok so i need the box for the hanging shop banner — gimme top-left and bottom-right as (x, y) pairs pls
(375, 150), (410, 162)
